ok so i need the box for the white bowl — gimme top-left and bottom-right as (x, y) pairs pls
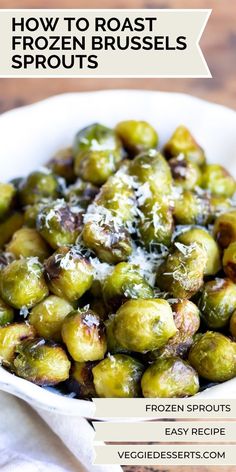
(1, 90), (236, 418)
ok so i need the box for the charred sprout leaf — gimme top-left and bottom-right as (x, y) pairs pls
(198, 278), (236, 329)
(13, 338), (71, 386)
(74, 123), (122, 185)
(0, 258), (48, 309)
(223, 242), (236, 282)
(113, 299), (177, 352)
(61, 309), (107, 362)
(92, 354), (144, 398)
(0, 322), (35, 363)
(141, 357), (199, 398)
(157, 242), (207, 299)
(44, 246), (93, 302)
(115, 120), (158, 156)
(29, 295), (74, 342)
(188, 331), (236, 382)
(67, 361), (97, 398)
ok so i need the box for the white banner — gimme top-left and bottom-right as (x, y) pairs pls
(0, 9), (211, 77)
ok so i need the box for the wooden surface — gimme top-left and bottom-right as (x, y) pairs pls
(0, 0), (236, 113)
(0, 1), (235, 471)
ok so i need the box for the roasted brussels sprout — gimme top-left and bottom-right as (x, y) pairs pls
(92, 354), (144, 397)
(129, 150), (172, 197)
(82, 219), (132, 264)
(151, 300), (200, 359)
(6, 227), (51, 261)
(138, 197), (174, 247)
(19, 169), (61, 206)
(163, 125), (206, 167)
(44, 246), (93, 302)
(0, 258), (48, 309)
(61, 309), (107, 362)
(198, 278), (236, 329)
(176, 227), (221, 276)
(0, 212), (24, 248)
(223, 242), (236, 282)
(115, 120), (158, 156)
(173, 190), (211, 225)
(0, 322), (35, 363)
(0, 183), (15, 220)
(29, 295), (73, 341)
(113, 299), (177, 352)
(141, 357), (199, 398)
(201, 164), (235, 197)
(157, 242), (207, 298)
(188, 331), (236, 382)
(105, 315), (128, 354)
(13, 338), (71, 385)
(213, 211), (236, 249)
(95, 173), (135, 223)
(230, 311), (236, 338)
(24, 201), (49, 228)
(37, 200), (83, 249)
(169, 155), (202, 190)
(74, 124), (122, 185)
(102, 262), (154, 310)
(67, 361), (97, 398)
(47, 147), (75, 182)
(0, 297), (14, 326)
(209, 196), (235, 221)
(65, 179), (98, 209)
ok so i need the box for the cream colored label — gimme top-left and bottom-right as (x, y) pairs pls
(94, 420), (236, 442)
(0, 9), (211, 77)
(94, 444), (236, 465)
(93, 398), (236, 419)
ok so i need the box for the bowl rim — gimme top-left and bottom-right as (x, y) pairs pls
(0, 89), (236, 418)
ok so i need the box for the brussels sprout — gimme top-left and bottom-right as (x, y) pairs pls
(115, 120), (158, 156)
(92, 354), (143, 397)
(129, 150), (172, 197)
(0, 183), (16, 220)
(201, 164), (235, 198)
(0, 212), (24, 248)
(188, 331), (236, 382)
(0, 322), (35, 363)
(169, 155), (202, 190)
(19, 169), (61, 206)
(0, 258), (49, 309)
(209, 196), (235, 221)
(82, 219), (132, 264)
(47, 147), (75, 182)
(67, 361), (97, 398)
(213, 211), (236, 249)
(223, 242), (236, 282)
(173, 190), (211, 225)
(230, 311), (236, 338)
(29, 295), (74, 342)
(13, 338), (71, 386)
(163, 125), (206, 167)
(95, 173), (135, 223)
(151, 300), (200, 359)
(44, 246), (93, 302)
(176, 227), (221, 276)
(198, 278), (236, 329)
(105, 316), (128, 354)
(0, 298), (14, 326)
(157, 242), (207, 299)
(113, 299), (177, 352)
(61, 309), (107, 362)
(138, 197), (174, 248)
(6, 227), (51, 261)
(24, 201), (50, 228)
(74, 123), (122, 185)
(37, 200), (83, 249)
(103, 262), (154, 310)
(141, 357), (199, 398)
(65, 179), (98, 209)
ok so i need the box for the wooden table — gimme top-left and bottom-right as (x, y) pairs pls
(0, 1), (235, 471)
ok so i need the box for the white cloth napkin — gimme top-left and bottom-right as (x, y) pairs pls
(0, 391), (122, 472)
